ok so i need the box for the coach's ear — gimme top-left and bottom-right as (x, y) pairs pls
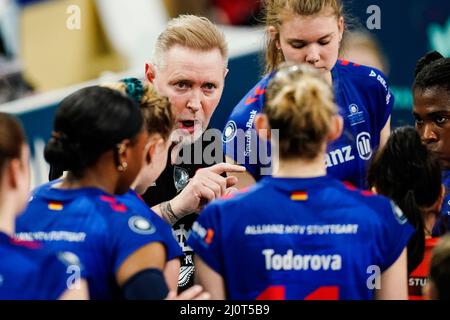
(255, 114), (271, 141)
(145, 63), (156, 83)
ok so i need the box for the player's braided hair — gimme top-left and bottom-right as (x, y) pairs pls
(45, 86), (143, 178)
(102, 79), (175, 142)
(265, 63), (337, 159)
(414, 51), (450, 92)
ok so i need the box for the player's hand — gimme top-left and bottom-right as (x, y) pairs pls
(171, 163), (245, 217)
(165, 285), (211, 300)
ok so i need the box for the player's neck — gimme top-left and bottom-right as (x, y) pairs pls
(324, 71), (332, 86)
(59, 169), (117, 195)
(57, 153), (119, 195)
(0, 197), (16, 236)
(272, 155), (326, 178)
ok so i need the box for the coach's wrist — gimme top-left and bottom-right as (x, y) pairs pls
(159, 200), (181, 225)
(170, 197), (189, 221)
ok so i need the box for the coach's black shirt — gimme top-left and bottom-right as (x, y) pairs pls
(142, 133), (223, 292)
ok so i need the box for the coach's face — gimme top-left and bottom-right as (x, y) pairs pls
(147, 45), (228, 144)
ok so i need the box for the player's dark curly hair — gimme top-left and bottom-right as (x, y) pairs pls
(45, 86), (143, 178)
(368, 126), (442, 274)
(413, 51), (450, 92)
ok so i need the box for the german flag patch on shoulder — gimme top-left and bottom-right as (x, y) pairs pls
(48, 201), (63, 211)
(291, 191), (308, 201)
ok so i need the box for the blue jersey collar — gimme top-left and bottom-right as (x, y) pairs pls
(260, 175), (335, 192)
(34, 179), (112, 201)
(443, 170), (450, 189)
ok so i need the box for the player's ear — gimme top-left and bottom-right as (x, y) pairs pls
(268, 26), (281, 49)
(337, 16), (344, 42)
(146, 63), (157, 83)
(255, 114), (271, 140)
(327, 114), (343, 142)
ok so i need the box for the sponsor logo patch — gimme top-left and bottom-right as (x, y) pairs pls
(128, 216), (156, 235)
(192, 221), (214, 247)
(222, 120), (237, 143)
(347, 104), (366, 126)
(356, 132), (372, 160)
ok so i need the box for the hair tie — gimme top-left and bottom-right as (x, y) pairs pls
(51, 131), (68, 142)
(121, 78), (144, 104)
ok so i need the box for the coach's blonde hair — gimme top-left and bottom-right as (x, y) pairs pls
(154, 15), (228, 67)
(265, 63), (337, 158)
(102, 81), (175, 141)
(264, 0), (344, 74)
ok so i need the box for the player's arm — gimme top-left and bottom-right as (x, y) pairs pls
(379, 115), (391, 150)
(194, 255), (226, 300)
(375, 248), (408, 300)
(164, 258), (180, 292)
(225, 156), (256, 189)
(59, 279), (89, 300)
(116, 242), (168, 300)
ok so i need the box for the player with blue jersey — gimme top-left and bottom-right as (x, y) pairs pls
(119, 190), (181, 262)
(102, 79), (184, 291)
(223, 0), (393, 189)
(16, 86), (171, 300)
(0, 234), (83, 300)
(188, 64), (412, 300)
(117, 190), (182, 290)
(442, 172), (450, 232)
(17, 180), (178, 300)
(412, 51), (450, 235)
(0, 113), (88, 300)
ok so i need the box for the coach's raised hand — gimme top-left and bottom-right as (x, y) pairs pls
(155, 163), (245, 224)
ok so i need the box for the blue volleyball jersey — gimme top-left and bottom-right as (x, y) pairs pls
(443, 171), (450, 228)
(223, 60), (394, 188)
(16, 181), (171, 300)
(433, 170), (450, 235)
(117, 190), (182, 261)
(187, 176), (414, 300)
(0, 232), (72, 299)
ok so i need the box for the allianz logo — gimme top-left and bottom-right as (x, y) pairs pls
(262, 249), (342, 271)
(326, 132), (373, 167)
(192, 221), (207, 239)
